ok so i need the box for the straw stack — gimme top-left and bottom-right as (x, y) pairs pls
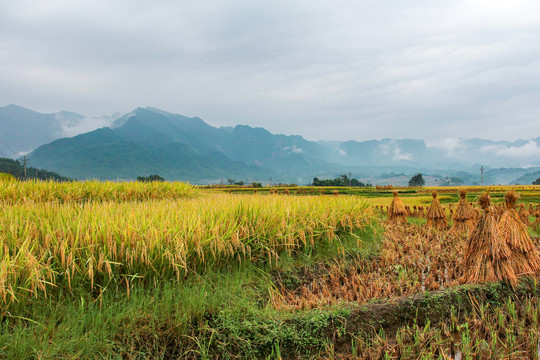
(388, 191), (407, 224)
(463, 193), (517, 285)
(533, 212), (540, 230)
(494, 203), (505, 222)
(450, 190), (476, 233)
(426, 192), (448, 229)
(518, 204), (530, 226)
(498, 191), (539, 277)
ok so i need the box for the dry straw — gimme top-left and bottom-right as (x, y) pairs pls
(518, 204), (531, 226)
(426, 192), (448, 230)
(498, 191), (539, 277)
(450, 189), (476, 233)
(463, 193), (517, 285)
(388, 191), (407, 224)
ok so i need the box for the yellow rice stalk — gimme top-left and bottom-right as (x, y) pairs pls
(0, 179), (196, 205)
(0, 193), (373, 307)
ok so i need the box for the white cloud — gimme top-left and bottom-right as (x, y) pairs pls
(1, 1), (540, 142)
(392, 148), (413, 161)
(480, 140), (540, 158)
(283, 145), (303, 154)
(55, 112), (119, 137)
(428, 138), (466, 157)
(378, 141), (413, 161)
(338, 148), (347, 156)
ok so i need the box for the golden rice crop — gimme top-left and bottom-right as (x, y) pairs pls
(0, 193), (372, 307)
(0, 179), (197, 204)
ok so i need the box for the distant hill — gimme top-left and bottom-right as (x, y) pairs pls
(0, 104), (117, 158)
(513, 170), (540, 185)
(0, 158), (70, 181)
(29, 118), (274, 182)
(0, 105), (68, 157)
(0, 104), (537, 184)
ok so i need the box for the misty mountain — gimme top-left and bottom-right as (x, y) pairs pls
(325, 139), (446, 168)
(513, 170), (540, 185)
(0, 104), (118, 158)
(30, 125), (273, 181)
(5, 104), (539, 184)
(108, 107), (333, 182)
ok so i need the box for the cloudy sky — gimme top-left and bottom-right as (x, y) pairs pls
(1, 0), (540, 142)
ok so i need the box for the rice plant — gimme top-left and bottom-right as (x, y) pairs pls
(0, 192), (373, 308)
(0, 179), (197, 204)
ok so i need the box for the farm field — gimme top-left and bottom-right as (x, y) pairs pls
(1, 180), (540, 358)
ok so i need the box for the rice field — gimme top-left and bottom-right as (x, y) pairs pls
(0, 182), (372, 309)
(2, 179), (540, 358)
(0, 179), (197, 204)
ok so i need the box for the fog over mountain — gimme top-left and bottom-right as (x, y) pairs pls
(0, 104), (119, 157)
(2, 105), (539, 185)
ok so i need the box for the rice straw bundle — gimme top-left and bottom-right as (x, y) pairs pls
(450, 190), (476, 233)
(463, 193), (517, 285)
(426, 192), (448, 229)
(494, 204), (506, 222)
(533, 212), (540, 230)
(518, 204), (530, 226)
(388, 191), (407, 224)
(498, 191), (539, 277)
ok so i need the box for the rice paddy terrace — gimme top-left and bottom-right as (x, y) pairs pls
(2, 180), (540, 358)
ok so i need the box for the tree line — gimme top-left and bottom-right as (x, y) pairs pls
(312, 174), (371, 187)
(0, 158), (71, 181)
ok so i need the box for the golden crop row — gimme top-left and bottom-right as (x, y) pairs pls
(0, 179), (197, 204)
(0, 193), (373, 306)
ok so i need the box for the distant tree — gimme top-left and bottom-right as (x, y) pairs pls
(0, 158), (71, 181)
(533, 178), (540, 185)
(227, 178), (235, 185)
(312, 175), (367, 187)
(252, 182), (262, 188)
(440, 176), (464, 186)
(408, 173), (425, 187)
(137, 174), (165, 182)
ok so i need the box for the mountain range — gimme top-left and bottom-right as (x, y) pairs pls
(2, 104), (540, 185)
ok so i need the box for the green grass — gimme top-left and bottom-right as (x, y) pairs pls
(0, 227), (379, 359)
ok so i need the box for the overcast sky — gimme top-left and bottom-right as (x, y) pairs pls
(1, 0), (540, 142)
